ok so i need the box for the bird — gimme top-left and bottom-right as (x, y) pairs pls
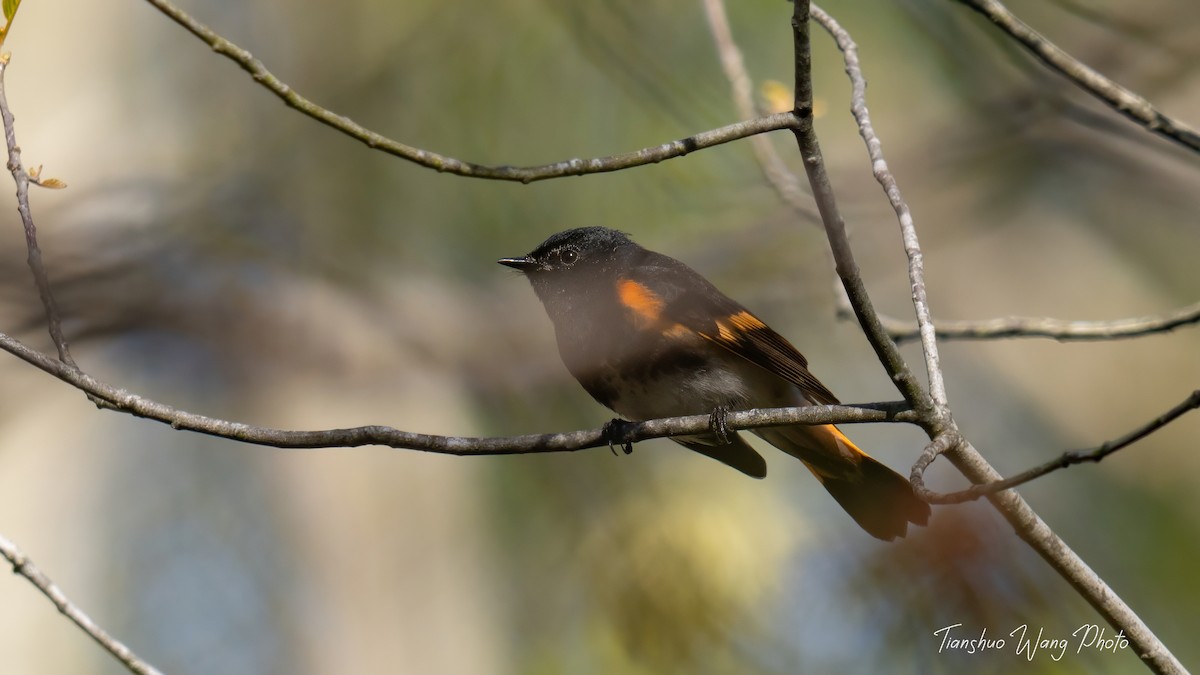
(499, 226), (930, 540)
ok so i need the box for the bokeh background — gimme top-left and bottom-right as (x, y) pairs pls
(1, 0), (1198, 673)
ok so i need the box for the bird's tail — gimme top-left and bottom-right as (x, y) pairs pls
(753, 424), (930, 541)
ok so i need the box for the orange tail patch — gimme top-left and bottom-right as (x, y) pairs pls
(826, 425), (870, 459)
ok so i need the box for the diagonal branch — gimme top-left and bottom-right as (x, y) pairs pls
(789, 1), (932, 417)
(797, 4), (1184, 673)
(0, 533), (164, 675)
(0, 57), (76, 367)
(913, 390), (1200, 504)
(883, 300), (1200, 343)
(810, 6), (949, 411)
(141, 0), (800, 183)
(954, 0), (1200, 155)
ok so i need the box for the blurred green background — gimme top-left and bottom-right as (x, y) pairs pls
(1, 0), (1198, 673)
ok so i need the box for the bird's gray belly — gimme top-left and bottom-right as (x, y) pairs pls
(604, 354), (804, 421)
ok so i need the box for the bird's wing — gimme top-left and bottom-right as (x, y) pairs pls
(628, 251), (841, 406)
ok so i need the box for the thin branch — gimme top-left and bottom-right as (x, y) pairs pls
(0, 329), (914, 453)
(811, 6), (949, 410)
(789, 1), (932, 416)
(796, 5), (1184, 672)
(914, 390), (1200, 504)
(0, 57), (75, 367)
(909, 430), (963, 494)
(954, 0), (1200, 155)
(0, 533), (164, 675)
(882, 300), (1200, 343)
(141, 0), (800, 183)
(700, 0), (816, 219)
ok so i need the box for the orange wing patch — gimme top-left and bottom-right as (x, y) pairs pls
(711, 311), (766, 345)
(696, 309), (841, 406)
(728, 311), (766, 331)
(617, 279), (665, 326)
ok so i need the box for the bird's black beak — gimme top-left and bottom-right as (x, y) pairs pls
(498, 256), (537, 271)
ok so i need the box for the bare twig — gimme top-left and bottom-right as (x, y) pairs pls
(701, 0), (816, 219)
(141, 0), (801, 183)
(913, 390), (1200, 504)
(882, 300), (1200, 343)
(954, 0), (1200, 155)
(0, 533), (164, 675)
(0, 57), (75, 366)
(0, 329), (914, 453)
(798, 4), (1184, 672)
(909, 430), (963, 492)
(811, 6), (949, 410)
(789, 2), (932, 416)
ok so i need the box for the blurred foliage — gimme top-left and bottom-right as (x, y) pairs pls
(0, 0), (1198, 673)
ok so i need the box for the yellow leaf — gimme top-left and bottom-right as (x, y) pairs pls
(759, 79), (792, 114)
(759, 80), (828, 119)
(34, 177), (67, 189)
(3, 0), (20, 23)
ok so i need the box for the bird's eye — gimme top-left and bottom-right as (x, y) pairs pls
(558, 249), (578, 266)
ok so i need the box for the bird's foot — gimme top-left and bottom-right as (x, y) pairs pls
(710, 405), (732, 445)
(602, 418), (635, 456)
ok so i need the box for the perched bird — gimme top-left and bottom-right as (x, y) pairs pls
(500, 227), (930, 540)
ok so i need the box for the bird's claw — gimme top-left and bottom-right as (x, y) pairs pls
(602, 418), (635, 456)
(710, 406), (731, 445)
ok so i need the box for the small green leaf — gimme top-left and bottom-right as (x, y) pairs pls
(2, 0), (20, 23)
